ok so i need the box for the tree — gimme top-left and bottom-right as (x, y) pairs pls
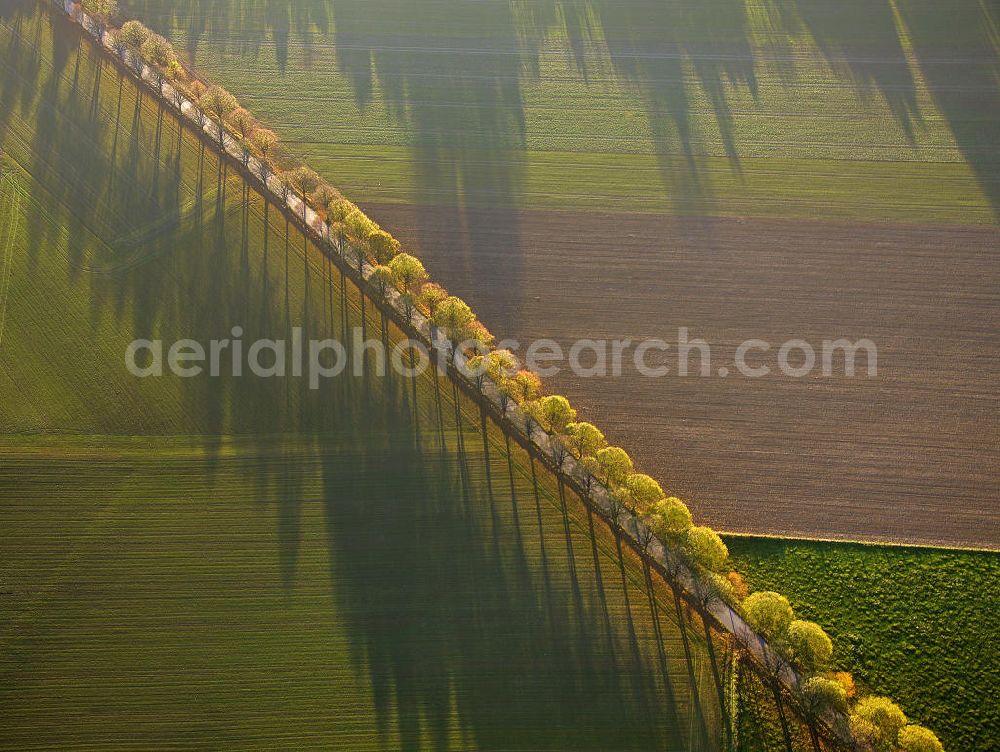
(509, 370), (542, 404)
(277, 172), (296, 204)
(288, 166), (321, 220)
(726, 570), (749, 602)
(165, 61), (186, 103)
(345, 210), (377, 269)
(464, 321), (494, 355)
(691, 571), (736, 611)
(684, 526), (729, 572)
(851, 696), (907, 751)
(227, 108), (257, 166)
(388, 253), (427, 294)
(485, 349), (518, 381)
(563, 422), (606, 459)
(498, 379), (524, 414)
(465, 355), (488, 389)
(797, 676), (848, 752)
(849, 715), (880, 750)
(199, 85), (238, 146)
(369, 265), (395, 298)
(397, 292), (417, 321)
(417, 283), (449, 316)
(188, 80), (207, 101)
(606, 485), (634, 533)
(165, 60), (184, 83)
(367, 229), (400, 264)
(329, 221), (349, 255)
(897, 726), (943, 752)
(623, 473), (664, 511)
(82, 0), (118, 37)
(120, 19), (149, 52)
(326, 198), (358, 224)
(533, 394), (576, 466)
(141, 34), (175, 67)
(594, 446), (633, 486)
(107, 29), (127, 59)
(742, 591), (795, 641)
(139, 33), (175, 95)
(313, 184), (339, 216)
(120, 20), (151, 73)
(785, 620), (833, 674)
(535, 395), (576, 436)
(800, 676), (848, 714)
(249, 128), (278, 179)
(647, 496), (692, 540)
(431, 296), (476, 346)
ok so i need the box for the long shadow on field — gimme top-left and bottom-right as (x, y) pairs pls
(311, 354), (719, 750)
(895, 0), (1000, 221)
(761, 0), (922, 141)
(121, 0), (330, 73)
(565, 0), (757, 216)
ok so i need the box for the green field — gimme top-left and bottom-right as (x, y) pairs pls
(1, 6), (734, 748)
(121, 0), (999, 224)
(728, 538), (1000, 751)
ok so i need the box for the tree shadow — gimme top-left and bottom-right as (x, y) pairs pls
(121, 0), (331, 73)
(761, 0), (922, 142)
(894, 0), (1000, 220)
(310, 356), (718, 750)
(329, 0), (530, 330)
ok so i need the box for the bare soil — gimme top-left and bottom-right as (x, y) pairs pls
(366, 202), (1000, 549)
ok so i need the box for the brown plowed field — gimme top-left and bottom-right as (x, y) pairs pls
(368, 203), (1000, 549)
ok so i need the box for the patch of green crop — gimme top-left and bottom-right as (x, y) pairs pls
(727, 537), (1000, 751)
